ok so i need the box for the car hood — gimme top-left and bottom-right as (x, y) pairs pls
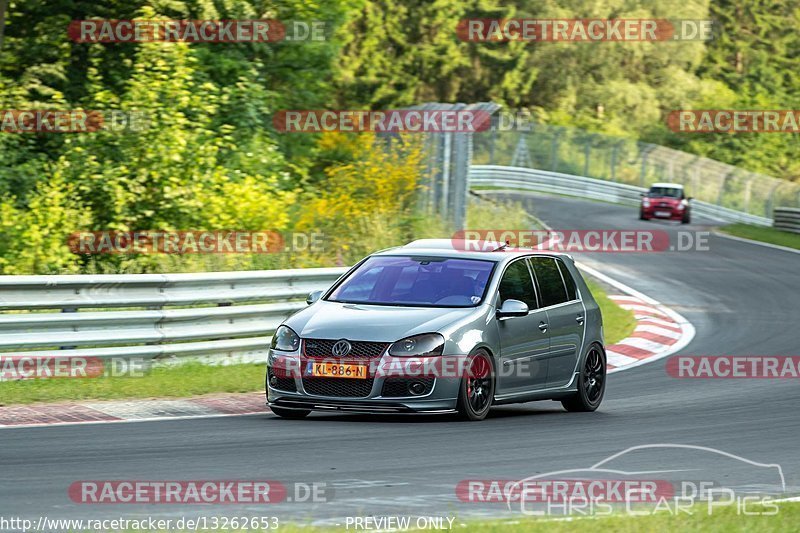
(284, 300), (483, 342)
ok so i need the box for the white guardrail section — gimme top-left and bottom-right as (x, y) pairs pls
(469, 165), (774, 226)
(0, 268), (348, 364)
(773, 207), (800, 234)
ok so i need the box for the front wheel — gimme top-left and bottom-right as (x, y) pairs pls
(681, 212), (691, 224)
(270, 406), (311, 419)
(639, 210), (649, 221)
(562, 344), (606, 412)
(456, 350), (495, 421)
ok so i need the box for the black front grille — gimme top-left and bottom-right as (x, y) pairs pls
(268, 368), (297, 392)
(303, 339), (389, 359)
(303, 377), (375, 398)
(381, 377), (435, 397)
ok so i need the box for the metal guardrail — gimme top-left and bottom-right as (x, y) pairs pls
(469, 165), (773, 227)
(773, 207), (800, 234)
(0, 267), (348, 364)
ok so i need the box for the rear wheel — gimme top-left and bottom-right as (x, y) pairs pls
(457, 350), (495, 421)
(270, 406), (311, 419)
(562, 344), (606, 412)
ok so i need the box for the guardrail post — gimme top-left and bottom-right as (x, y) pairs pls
(60, 307), (77, 350)
(717, 172), (731, 206)
(766, 182), (782, 218)
(638, 144), (652, 187)
(610, 142), (620, 182)
(550, 128), (562, 171)
(583, 137), (592, 177)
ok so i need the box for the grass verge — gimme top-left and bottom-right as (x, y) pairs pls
(585, 278), (637, 345)
(99, 500), (800, 532)
(719, 223), (800, 251)
(0, 362), (266, 406)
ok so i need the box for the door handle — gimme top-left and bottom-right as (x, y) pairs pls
(576, 314), (585, 324)
(538, 322), (548, 332)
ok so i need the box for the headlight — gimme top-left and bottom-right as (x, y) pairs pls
(388, 333), (445, 357)
(642, 199), (651, 207)
(271, 325), (301, 352)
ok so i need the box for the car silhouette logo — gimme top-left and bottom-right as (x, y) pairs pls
(332, 339), (352, 357)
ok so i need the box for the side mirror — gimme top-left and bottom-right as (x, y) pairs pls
(306, 290), (323, 305)
(687, 196), (693, 201)
(640, 193), (645, 198)
(496, 299), (529, 319)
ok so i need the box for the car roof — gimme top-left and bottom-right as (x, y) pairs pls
(650, 182), (684, 189)
(372, 239), (574, 262)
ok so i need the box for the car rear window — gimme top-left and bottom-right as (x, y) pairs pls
(530, 257), (569, 307)
(648, 187), (682, 198)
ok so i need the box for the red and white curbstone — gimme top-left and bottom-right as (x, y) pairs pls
(0, 392), (266, 428)
(605, 294), (692, 373)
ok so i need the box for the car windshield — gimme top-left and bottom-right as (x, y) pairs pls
(327, 255), (496, 307)
(648, 187), (682, 198)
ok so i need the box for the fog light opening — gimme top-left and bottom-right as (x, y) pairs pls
(409, 381), (426, 395)
(269, 375), (278, 387)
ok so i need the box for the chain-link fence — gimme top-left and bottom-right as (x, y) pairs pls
(472, 122), (800, 220)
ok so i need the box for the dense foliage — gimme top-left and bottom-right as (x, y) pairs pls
(0, 0), (797, 273)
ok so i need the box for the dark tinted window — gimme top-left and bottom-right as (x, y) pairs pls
(530, 257), (568, 307)
(498, 260), (537, 310)
(557, 260), (578, 301)
(648, 186), (683, 198)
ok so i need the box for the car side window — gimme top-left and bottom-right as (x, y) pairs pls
(498, 260), (538, 310)
(556, 259), (578, 301)
(530, 257), (569, 307)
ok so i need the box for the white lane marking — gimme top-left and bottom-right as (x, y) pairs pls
(636, 317), (684, 329)
(616, 336), (672, 353)
(605, 352), (640, 367)
(616, 303), (669, 317)
(635, 324), (683, 339)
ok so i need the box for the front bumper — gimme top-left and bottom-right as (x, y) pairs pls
(641, 205), (685, 219)
(266, 350), (462, 413)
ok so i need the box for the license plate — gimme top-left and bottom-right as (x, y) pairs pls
(655, 210), (671, 217)
(307, 362), (368, 379)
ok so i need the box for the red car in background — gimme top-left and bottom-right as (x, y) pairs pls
(639, 183), (692, 224)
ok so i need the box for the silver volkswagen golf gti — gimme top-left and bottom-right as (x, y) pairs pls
(266, 240), (606, 421)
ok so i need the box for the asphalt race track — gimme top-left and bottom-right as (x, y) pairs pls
(2, 194), (798, 526)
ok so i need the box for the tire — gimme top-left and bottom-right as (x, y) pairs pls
(456, 350), (495, 421)
(269, 406), (311, 419)
(639, 210), (648, 221)
(681, 212), (691, 224)
(562, 344), (606, 412)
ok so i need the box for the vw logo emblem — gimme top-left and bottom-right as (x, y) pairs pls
(332, 339), (352, 357)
